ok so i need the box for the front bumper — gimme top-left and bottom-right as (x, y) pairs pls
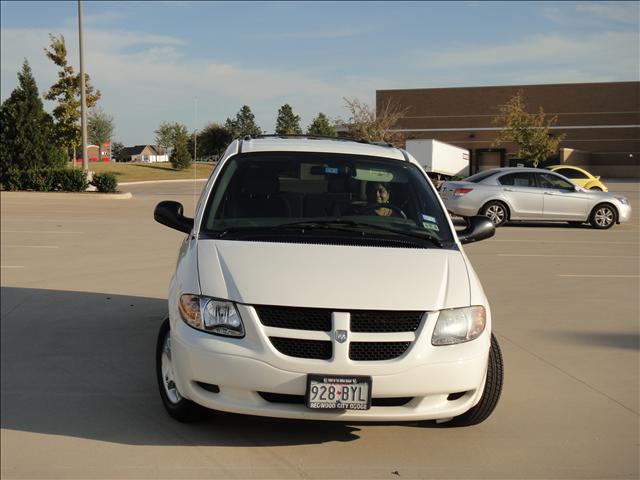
(169, 305), (491, 421)
(617, 203), (632, 223)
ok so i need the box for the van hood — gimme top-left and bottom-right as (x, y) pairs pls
(197, 240), (471, 311)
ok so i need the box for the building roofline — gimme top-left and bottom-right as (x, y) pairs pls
(377, 80), (640, 94)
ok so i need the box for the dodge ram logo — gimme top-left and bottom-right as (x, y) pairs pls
(335, 330), (348, 343)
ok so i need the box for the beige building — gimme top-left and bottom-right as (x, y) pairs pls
(377, 82), (639, 177)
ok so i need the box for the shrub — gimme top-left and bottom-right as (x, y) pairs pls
(21, 169), (55, 191)
(91, 172), (118, 193)
(58, 169), (89, 192)
(0, 168), (21, 191)
(0, 168), (88, 192)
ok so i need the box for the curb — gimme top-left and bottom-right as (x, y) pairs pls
(119, 179), (209, 186)
(1, 191), (133, 200)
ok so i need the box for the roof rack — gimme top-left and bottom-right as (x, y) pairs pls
(240, 134), (395, 148)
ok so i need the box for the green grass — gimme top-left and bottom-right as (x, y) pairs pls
(71, 161), (215, 183)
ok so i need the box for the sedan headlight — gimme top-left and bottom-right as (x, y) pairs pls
(179, 294), (244, 337)
(614, 196), (629, 205)
(432, 306), (486, 346)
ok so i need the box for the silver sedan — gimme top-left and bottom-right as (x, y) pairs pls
(441, 167), (632, 229)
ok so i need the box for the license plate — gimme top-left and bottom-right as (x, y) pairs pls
(306, 374), (372, 410)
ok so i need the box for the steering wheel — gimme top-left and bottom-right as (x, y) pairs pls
(359, 203), (407, 219)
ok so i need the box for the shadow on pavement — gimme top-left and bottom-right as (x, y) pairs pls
(552, 331), (640, 351)
(0, 287), (362, 446)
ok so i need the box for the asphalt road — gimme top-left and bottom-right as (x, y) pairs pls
(1, 180), (638, 479)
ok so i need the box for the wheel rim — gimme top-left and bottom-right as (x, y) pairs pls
(161, 333), (182, 404)
(594, 207), (614, 227)
(485, 205), (505, 224)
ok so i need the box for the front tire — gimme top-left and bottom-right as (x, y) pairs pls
(589, 203), (617, 229)
(589, 186), (603, 191)
(481, 201), (509, 227)
(450, 334), (504, 427)
(156, 317), (207, 422)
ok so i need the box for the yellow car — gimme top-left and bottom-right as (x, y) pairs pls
(547, 165), (608, 192)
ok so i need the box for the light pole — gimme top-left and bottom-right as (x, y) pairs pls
(78, 0), (89, 173)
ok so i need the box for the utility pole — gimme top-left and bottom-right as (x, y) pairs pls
(78, 0), (89, 173)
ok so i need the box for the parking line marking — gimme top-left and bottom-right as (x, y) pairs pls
(498, 254), (639, 258)
(2, 230), (84, 234)
(558, 274), (639, 278)
(0, 266), (24, 269)
(0, 245), (59, 249)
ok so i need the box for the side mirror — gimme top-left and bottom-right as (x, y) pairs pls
(154, 201), (194, 234)
(457, 215), (495, 245)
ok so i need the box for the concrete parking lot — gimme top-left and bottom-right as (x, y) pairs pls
(1, 180), (638, 479)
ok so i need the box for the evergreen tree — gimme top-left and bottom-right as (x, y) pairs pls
(111, 141), (124, 162)
(44, 34), (101, 158)
(170, 133), (192, 170)
(225, 105), (262, 137)
(155, 121), (189, 155)
(0, 60), (66, 174)
(275, 104), (302, 135)
(307, 113), (337, 137)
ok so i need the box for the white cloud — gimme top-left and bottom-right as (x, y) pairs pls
(575, 2), (640, 24)
(419, 31), (639, 81)
(268, 27), (372, 40)
(0, 27), (377, 144)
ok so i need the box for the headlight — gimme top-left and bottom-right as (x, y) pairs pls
(614, 196), (629, 205)
(432, 306), (486, 346)
(179, 294), (244, 338)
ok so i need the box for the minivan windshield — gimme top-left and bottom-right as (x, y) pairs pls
(200, 152), (455, 247)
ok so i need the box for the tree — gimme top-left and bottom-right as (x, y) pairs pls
(155, 122), (189, 155)
(44, 34), (101, 158)
(88, 107), (114, 149)
(0, 60), (66, 174)
(170, 134), (192, 170)
(191, 123), (233, 160)
(111, 141), (124, 162)
(492, 92), (566, 167)
(340, 98), (407, 144)
(275, 104), (302, 135)
(307, 113), (337, 137)
(225, 105), (262, 137)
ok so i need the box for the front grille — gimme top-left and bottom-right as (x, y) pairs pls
(256, 305), (332, 331)
(258, 392), (413, 407)
(270, 337), (332, 360)
(349, 342), (410, 361)
(350, 310), (423, 333)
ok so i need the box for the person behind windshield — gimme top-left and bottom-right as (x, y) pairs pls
(365, 181), (401, 217)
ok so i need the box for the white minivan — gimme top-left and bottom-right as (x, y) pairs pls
(154, 136), (502, 426)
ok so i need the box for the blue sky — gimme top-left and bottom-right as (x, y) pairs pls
(1, 1), (638, 145)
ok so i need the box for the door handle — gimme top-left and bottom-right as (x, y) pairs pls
(543, 191), (555, 195)
(503, 188), (514, 192)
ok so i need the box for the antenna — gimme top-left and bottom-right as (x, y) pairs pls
(194, 96), (198, 213)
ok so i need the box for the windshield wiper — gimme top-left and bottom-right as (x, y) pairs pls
(275, 220), (444, 248)
(215, 220), (443, 248)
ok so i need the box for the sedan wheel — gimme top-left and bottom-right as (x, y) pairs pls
(481, 202), (508, 227)
(589, 186), (603, 191)
(589, 204), (617, 229)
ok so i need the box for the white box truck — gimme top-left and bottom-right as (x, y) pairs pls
(405, 139), (470, 180)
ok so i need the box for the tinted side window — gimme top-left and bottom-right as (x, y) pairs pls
(538, 173), (574, 190)
(464, 170), (497, 183)
(555, 168), (588, 179)
(498, 172), (536, 187)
